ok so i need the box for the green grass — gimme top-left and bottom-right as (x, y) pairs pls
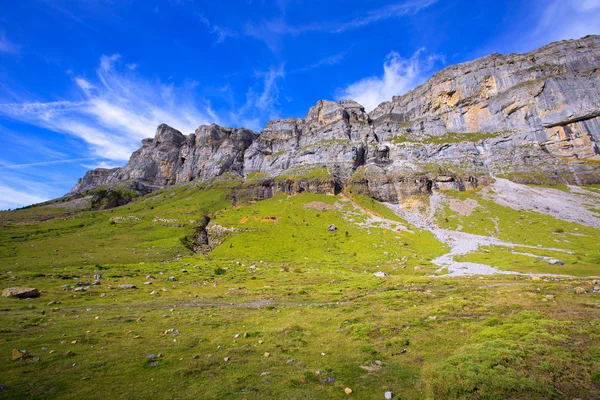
(0, 184), (233, 270)
(456, 245), (600, 276)
(2, 183), (600, 399)
(389, 131), (511, 146)
(209, 192), (444, 268)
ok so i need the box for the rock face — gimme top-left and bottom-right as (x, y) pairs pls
(70, 35), (600, 202)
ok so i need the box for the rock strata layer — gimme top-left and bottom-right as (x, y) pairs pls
(70, 35), (600, 202)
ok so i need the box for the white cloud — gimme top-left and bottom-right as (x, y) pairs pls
(335, 50), (442, 112)
(81, 161), (122, 170)
(0, 184), (48, 210)
(0, 54), (216, 161)
(526, 0), (600, 49)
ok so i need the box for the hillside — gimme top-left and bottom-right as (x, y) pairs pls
(1, 35), (600, 400)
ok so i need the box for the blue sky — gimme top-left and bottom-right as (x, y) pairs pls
(0, 0), (599, 209)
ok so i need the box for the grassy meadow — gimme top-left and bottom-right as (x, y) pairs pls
(1, 183), (600, 399)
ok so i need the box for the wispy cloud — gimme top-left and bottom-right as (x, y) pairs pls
(197, 14), (239, 43)
(518, 0), (600, 51)
(0, 31), (18, 54)
(292, 51), (347, 73)
(0, 54), (216, 161)
(0, 158), (97, 170)
(335, 49), (443, 112)
(245, 0), (437, 50)
(228, 64), (285, 130)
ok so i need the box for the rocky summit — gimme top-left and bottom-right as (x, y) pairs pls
(71, 36), (600, 202)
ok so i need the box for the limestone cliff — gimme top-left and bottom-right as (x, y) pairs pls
(70, 35), (600, 202)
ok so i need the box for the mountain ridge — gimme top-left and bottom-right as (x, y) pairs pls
(70, 35), (600, 202)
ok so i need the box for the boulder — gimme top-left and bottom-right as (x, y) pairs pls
(11, 349), (26, 361)
(119, 284), (137, 289)
(2, 288), (40, 299)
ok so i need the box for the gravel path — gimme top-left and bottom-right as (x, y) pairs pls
(385, 202), (570, 277)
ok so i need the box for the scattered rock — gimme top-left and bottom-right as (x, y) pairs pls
(575, 287), (586, 294)
(345, 388), (353, 395)
(146, 354), (156, 359)
(327, 224), (337, 232)
(531, 276), (542, 281)
(93, 280), (101, 285)
(75, 282), (90, 287)
(143, 282), (152, 285)
(223, 357), (230, 362)
(74, 288), (85, 292)
(2, 288), (40, 299)
(166, 276), (177, 282)
(303, 201), (334, 211)
(286, 359), (294, 365)
(119, 284), (137, 289)
(373, 271), (389, 278)
(11, 349), (26, 361)
(0, 384), (6, 391)
(323, 377), (336, 383)
(181, 269), (188, 273)
(146, 275), (155, 280)
(548, 259), (565, 265)
(263, 352), (270, 357)
(385, 391), (393, 399)
(360, 362), (382, 372)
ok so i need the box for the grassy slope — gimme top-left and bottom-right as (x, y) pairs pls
(209, 192), (444, 268)
(0, 185), (600, 399)
(0, 184), (233, 270)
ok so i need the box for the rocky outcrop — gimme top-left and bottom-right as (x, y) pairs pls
(70, 35), (600, 202)
(70, 124), (257, 194)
